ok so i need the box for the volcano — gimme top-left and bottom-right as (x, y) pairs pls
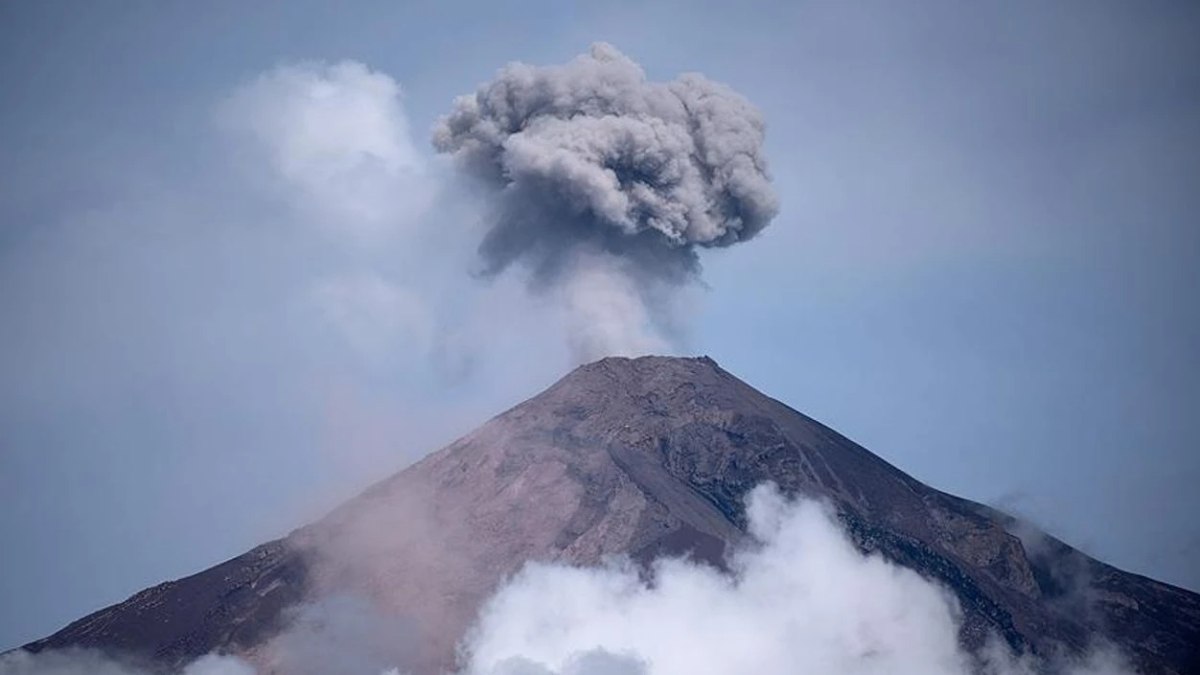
(18, 356), (1200, 674)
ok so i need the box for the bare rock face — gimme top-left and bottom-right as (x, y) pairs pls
(20, 356), (1200, 674)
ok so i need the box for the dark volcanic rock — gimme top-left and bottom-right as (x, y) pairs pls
(20, 356), (1200, 674)
(22, 539), (309, 666)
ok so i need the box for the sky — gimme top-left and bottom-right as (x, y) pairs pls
(1, 0), (1198, 652)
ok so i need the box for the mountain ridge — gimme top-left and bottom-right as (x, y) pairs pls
(19, 355), (1200, 674)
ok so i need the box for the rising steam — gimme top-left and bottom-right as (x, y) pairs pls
(434, 43), (778, 361)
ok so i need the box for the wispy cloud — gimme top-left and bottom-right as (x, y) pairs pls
(220, 60), (434, 243)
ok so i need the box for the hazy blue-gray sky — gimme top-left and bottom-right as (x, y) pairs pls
(1, 0), (1197, 651)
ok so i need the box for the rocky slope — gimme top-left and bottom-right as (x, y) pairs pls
(21, 356), (1200, 674)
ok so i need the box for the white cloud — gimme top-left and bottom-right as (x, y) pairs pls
(180, 655), (257, 675)
(458, 485), (1134, 675)
(220, 60), (432, 241)
(219, 61), (446, 370)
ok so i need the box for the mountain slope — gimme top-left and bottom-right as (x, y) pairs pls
(21, 356), (1200, 674)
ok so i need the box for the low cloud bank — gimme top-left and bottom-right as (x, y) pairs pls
(6, 487), (1135, 675)
(0, 650), (253, 675)
(4, 489), (1135, 675)
(457, 486), (1134, 675)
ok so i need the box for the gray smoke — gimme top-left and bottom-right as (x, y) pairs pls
(433, 44), (777, 359)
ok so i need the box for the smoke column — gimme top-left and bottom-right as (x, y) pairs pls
(433, 43), (778, 361)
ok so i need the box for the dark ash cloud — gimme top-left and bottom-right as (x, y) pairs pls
(433, 42), (778, 287)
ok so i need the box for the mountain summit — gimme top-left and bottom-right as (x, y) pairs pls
(20, 356), (1200, 674)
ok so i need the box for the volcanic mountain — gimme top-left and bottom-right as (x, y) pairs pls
(19, 356), (1200, 674)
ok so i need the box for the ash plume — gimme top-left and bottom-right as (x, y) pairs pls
(433, 44), (777, 360)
